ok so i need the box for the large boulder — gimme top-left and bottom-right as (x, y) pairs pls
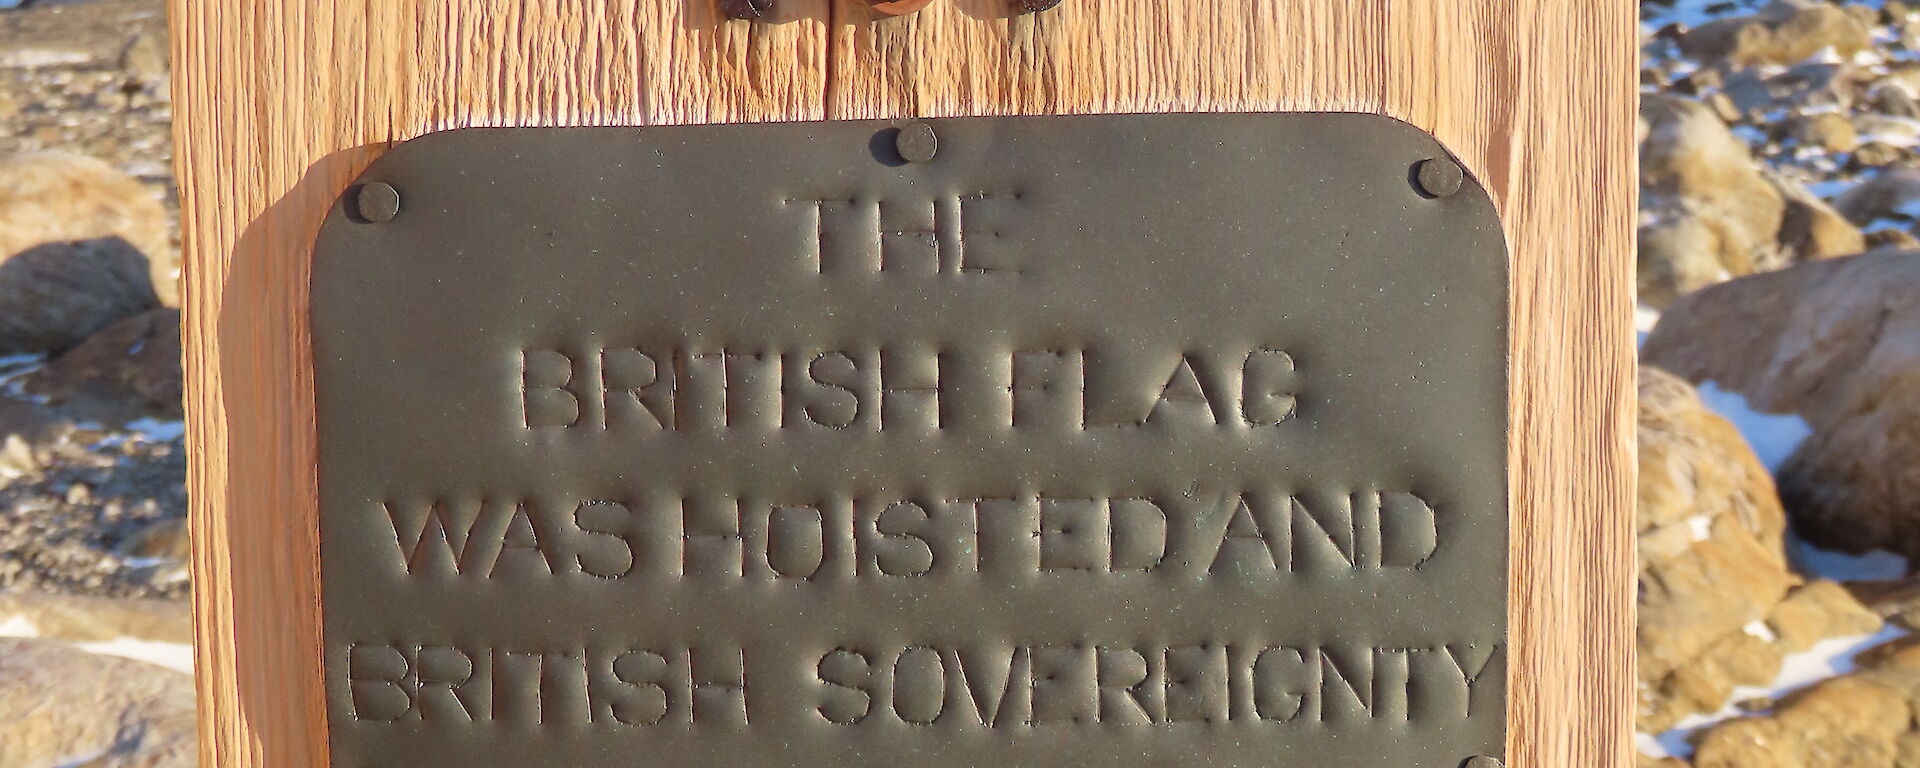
(0, 637), (195, 768)
(1682, 1), (1874, 68)
(23, 308), (183, 423)
(1643, 250), (1920, 559)
(1639, 95), (1791, 307)
(0, 237), (160, 356)
(1636, 367), (1880, 732)
(0, 152), (173, 306)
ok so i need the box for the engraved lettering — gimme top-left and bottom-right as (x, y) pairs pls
(815, 650), (874, 724)
(521, 349), (581, 428)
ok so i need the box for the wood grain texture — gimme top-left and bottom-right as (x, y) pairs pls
(169, 2), (1636, 766)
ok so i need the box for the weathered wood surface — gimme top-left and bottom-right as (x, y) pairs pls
(170, 1), (1637, 765)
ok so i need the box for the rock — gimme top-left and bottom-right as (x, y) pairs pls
(0, 590), (190, 644)
(0, 237), (159, 356)
(1682, 2), (1874, 68)
(1846, 3), (1882, 31)
(1693, 671), (1909, 767)
(1768, 580), (1884, 651)
(1638, 367), (1795, 732)
(23, 308), (182, 423)
(0, 637), (194, 768)
(1867, 228), (1920, 250)
(1691, 641), (1920, 768)
(1855, 112), (1920, 147)
(1848, 140), (1908, 169)
(1643, 250), (1920, 559)
(0, 433), (38, 481)
(0, 152), (173, 306)
(1723, 62), (1859, 123)
(1873, 85), (1920, 118)
(1773, 172), (1865, 261)
(114, 517), (187, 564)
(1639, 96), (1789, 307)
(1791, 111), (1858, 152)
(1837, 167), (1920, 224)
(118, 30), (165, 83)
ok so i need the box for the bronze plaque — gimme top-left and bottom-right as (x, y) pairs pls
(313, 114), (1509, 767)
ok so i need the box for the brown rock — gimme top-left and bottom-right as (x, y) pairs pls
(0, 637), (194, 768)
(1643, 250), (1920, 559)
(1837, 166), (1920, 224)
(1773, 173), (1866, 261)
(1873, 85), (1920, 119)
(118, 30), (166, 83)
(0, 237), (159, 355)
(1849, 140), (1908, 170)
(1768, 580), (1884, 652)
(1792, 111), (1858, 153)
(1683, 2), (1874, 67)
(0, 151), (173, 306)
(1638, 367), (1796, 732)
(1867, 228), (1920, 250)
(1693, 673), (1909, 768)
(1639, 96), (1789, 307)
(114, 517), (188, 564)
(23, 307), (182, 422)
(1690, 638), (1920, 768)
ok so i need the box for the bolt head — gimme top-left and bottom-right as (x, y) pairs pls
(868, 0), (935, 16)
(1461, 756), (1504, 768)
(354, 182), (401, 223)
(718, 0), (776, 20)
(896, 121), (939, 163)
(1415, 157), (1466, 198)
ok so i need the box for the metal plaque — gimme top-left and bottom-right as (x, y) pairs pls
(313, 113), (1509, 768)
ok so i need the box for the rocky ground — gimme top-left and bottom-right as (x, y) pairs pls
(0, 0), (193, 765)
(1637, 0), (1920, 765)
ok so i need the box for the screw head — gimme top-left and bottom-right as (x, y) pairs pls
(719, 0), (776, 19)
(869, 0), (935, 16)
(1017, 0), (1065, 12)
(1461, 757), (1504, 768)
(896, 121), (938, 163)
(354, 182), (401, 223)
(1415, 157), (1466, 198)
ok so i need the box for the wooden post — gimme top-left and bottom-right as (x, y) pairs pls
(170, 2), (1636, 766)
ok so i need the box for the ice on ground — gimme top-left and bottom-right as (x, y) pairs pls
(0, 613), (39, 637)
(1640, 625), (1910, 759)
(1696, 382), (1814, 472)
(1792, 535), (1913, 581)
(0, 608), (193, 674)
(75, 637), (193, 675)
(125, 418), (186, 442)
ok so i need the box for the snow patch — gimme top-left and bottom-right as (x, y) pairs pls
(0, 613), (40, 638)
(1640, 625), (1909, 759)
(1695, 382), (1813, 472)
(125, 418), (186, 442)
(1687, 515), (1715, 543)
(1791, 535), (1913, 581)
(74, 637), (194, 675)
